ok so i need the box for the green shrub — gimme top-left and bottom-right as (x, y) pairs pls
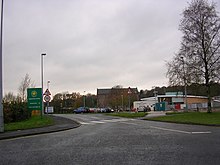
(3, 101), (31, 123)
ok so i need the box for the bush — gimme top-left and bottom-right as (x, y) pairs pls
(3, 101), (31, 123)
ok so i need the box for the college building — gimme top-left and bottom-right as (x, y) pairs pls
(134, 92), (210, 111)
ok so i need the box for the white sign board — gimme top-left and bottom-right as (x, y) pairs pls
(45, 106), (54, 113)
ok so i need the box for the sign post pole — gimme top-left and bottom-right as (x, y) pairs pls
(43, 88), (51, 114)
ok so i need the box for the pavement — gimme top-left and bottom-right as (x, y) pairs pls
(0, 115), (81, 140)
(145, 111), (166, 118)
(137, 111), (166, 119)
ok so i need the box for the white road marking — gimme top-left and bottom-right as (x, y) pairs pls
(90, 121), (106, 124)
(79, 118), (134, 125)
(80, 122), (94, 125)
(79, 120), (212, 135)
(191, 131), (212, 134)
(121, 122), (139, 126)
(150, 126), (212, 134)
(101, 119), (116, 122)
(150, 126), (191, 134)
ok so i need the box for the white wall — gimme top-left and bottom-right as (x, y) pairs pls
(133, 100), (156, 111)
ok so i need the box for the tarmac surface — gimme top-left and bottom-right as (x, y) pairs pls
(0, 111), (166, 140)
(0, 115), (81, 140)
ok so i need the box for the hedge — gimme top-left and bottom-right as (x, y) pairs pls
(3, 102), (31, 123)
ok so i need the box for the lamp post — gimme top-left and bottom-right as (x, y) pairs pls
(46, 80), (50, 114)
(83, 91), (86, 108)
(121, 95), (124, 111)
(0, 0), (4, 132)
(181, 56), (188, 111)
(128, 87), (132, 111)
(41, 53), (46, 117)
(47, 80), (50, 89)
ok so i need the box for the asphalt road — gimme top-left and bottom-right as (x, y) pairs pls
(0, 114), (220, 165)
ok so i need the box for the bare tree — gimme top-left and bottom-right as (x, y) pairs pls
(3, 92), (16, 103)
(166, 0), (220, 112)
(18, 73), (35, 102)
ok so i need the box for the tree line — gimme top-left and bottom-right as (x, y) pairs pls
(139, 83), (220, 99)
(50, 92), (97, 113)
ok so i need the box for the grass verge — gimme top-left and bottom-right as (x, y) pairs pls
(146, 112), (220, 126)
(106, 112), (147, 118)
(4, 115), (54, 132)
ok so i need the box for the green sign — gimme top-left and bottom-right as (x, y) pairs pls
(27, 88), (42, 111)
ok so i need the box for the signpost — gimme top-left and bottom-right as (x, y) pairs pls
(44, 95), (51, 102)
(43, 88), (51, 114)
(45, 106), (54, 113)
(27, 88), (42, 111)
(43, 89), (51, 96)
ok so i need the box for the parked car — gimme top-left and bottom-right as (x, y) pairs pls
(99, 108), (106, 113)
(73, 107), (89, 113)
(96, 108), (102, 113)
(89, 108), (96, 113)
(105, 108), (114, 113)
(99, 108), (114, 113)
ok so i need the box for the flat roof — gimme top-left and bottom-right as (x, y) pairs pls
(141, 95), (208, 101)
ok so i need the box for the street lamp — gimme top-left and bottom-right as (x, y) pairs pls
(46, 80), (50, 114)
(152, 86), (158, 111)
(180, 56), (188, 111)
(128, 87), (132, 111)
(0, 0), (4, 132)
(83, 91), (86, 108)
(41, 53), (46, 117)
(121, 95), (124, 111)
(47, 80), (50, 89)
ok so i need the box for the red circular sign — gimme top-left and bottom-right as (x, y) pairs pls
(44, 95), (51, 102)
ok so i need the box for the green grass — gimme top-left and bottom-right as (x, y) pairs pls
(107, 112), (147, 118)
(4, 115), (54, 132)
(146, 112), (220, 125)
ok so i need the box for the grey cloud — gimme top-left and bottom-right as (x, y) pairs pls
(3, 0), (220, 95)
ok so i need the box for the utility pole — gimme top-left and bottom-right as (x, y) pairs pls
(128, 87), (132, 111)
(0, 0), (4, 132)
(83, 91), (86, 108)
(41, 53), (46, 117)
(121, 95), (124, 111)
(181, 56), (188, 111)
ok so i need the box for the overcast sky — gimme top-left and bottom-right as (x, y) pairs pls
(2, 0), (220, 95)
